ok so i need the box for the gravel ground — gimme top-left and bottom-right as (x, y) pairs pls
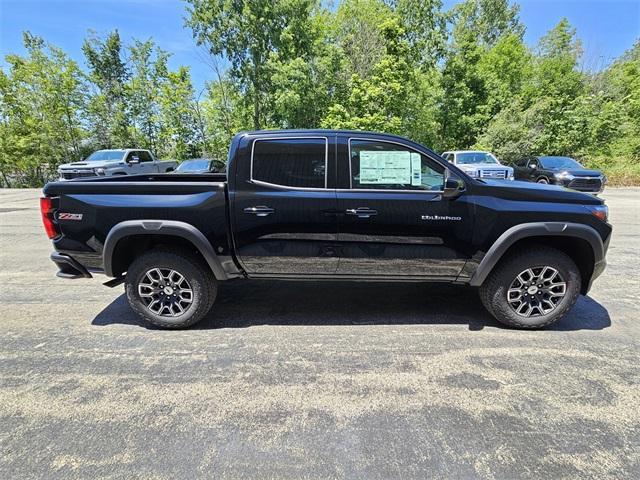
(1, 187), (639, 479)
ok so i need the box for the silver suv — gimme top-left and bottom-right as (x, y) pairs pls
(442, 150), (514, 180)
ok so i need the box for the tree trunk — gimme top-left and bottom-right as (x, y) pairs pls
(252, 51), (261, 130)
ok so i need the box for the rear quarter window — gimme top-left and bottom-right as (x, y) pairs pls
(252, 138), (327, 189)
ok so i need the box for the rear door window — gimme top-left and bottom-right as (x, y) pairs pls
(252, 138), (327, 189)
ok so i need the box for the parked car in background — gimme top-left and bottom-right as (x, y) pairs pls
(512, 156), (606, 194)
(441, 150), (514, 180)
(58, 149), (177, 180)
(174, 158), (226, 174)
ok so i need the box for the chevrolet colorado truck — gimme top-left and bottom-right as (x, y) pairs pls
(58, 149), (177, 180)
(41, 130), (611, 329)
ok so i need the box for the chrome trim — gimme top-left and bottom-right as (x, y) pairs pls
(336, 188), (444, 194)
(250, 179), (329, 192)
(250, 136), (329, 190)
(49, 181), (225, 187)
(347, 137), (447, 193)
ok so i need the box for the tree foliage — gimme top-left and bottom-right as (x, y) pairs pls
(1, 33), (86, 186)
(1, 0), (639, 186)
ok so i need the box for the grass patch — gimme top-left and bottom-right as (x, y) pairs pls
(583, 157), (640, 186)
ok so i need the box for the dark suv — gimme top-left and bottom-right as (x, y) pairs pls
(513, 156), (606, 193)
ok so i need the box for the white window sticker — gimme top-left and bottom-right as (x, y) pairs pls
(410, 152), (422, 186)
(359, 150), (412, 184)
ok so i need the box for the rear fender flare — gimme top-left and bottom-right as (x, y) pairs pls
(103, 220), (227, 280)
(469, 222), (604, 287)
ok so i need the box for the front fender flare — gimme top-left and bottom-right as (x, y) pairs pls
(103, 220), (228, 280)
(469, 222), (604, 287)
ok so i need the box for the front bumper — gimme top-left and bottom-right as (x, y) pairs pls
(58, 170), (99, 181)
(584, 233), (610, 293)
(50, 252), (93, 279)
(555, 177), (605, 194)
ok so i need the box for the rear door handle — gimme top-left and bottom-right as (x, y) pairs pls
(243, 206), (275, 217)
(346, 207), (377, 218)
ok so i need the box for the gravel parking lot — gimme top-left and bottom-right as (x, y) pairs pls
(1, 188), (639, 479)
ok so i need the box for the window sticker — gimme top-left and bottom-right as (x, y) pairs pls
(410, 152), (422, 186)
(359, 150), (412, 184)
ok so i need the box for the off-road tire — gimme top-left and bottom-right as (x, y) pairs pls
(479, 246), (581, 329)
(125, 248), (217, 329)
(536, 177), (549, 184)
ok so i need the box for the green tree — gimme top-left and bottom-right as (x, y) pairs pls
(201, 75), (247, 161)
(0, 33), (86, 186)
(438, 0), (525, 149)
(322, 17), (412, 134)
(158, 67), (201, 159)
(186, 0), (323, 129)
(393, 0), (446, 68)
(127, 39), (170, 154)
(82, 30), (131, 148)
(334, 0), (391, 79)
(478, 19), (590, 160)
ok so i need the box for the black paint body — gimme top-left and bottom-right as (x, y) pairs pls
(43, 130), (612, 292)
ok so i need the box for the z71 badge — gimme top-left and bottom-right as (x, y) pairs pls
(58, 213), (83, 221)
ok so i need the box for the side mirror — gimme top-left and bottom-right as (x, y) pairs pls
(442, 171), (465, 199)
(529, 163), (537, 169)
(128, 156), (140, 165)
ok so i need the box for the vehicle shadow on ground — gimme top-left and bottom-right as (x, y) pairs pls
(92, 281), (611, 331)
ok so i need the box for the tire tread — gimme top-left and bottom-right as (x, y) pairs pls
(479, 246), (580, 329)
(125, 248), (216, 329)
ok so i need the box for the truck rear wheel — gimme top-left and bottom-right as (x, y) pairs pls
(125, 249), (217, 329)
(479, 246), (581, 329)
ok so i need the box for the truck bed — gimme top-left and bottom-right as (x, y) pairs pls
(43, 172), (227, 195)
(42, 172), (231, 276)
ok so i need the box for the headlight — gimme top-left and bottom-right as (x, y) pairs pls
(554, 171), (574, 180)
(507, 170), (514, 180)
(464, 170), (479, 178)
(94, 168), (106, 175)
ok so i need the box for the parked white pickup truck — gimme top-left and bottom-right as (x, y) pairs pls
(441, 150), (514, 180)
(58, 149), (177, 180)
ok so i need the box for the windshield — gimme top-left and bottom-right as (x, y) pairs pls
(85, 150), (125, 162)
(176, 159), (211, 172)
(456, 152), (498, 165)
(539, 157), (582, 169)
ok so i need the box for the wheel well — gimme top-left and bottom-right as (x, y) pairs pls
(110, 234), (207, 277)
(498, 236), (594, 293)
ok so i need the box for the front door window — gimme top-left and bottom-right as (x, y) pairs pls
(350, 139), (444, 191)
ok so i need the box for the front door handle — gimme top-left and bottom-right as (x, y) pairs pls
(346, 207), (377, 218)
(243, 206), (275, 217)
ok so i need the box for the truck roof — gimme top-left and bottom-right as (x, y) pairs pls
(237, 129), (423, 140)
(94, 148), (151, 152)
(234, 129), (442, 156)
(442, 150), (492, 155)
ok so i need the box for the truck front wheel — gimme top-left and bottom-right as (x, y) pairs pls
(125, 249), (217, 329)
(479, 246), (581, 329)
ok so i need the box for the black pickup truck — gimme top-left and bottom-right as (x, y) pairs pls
(41, 130), (611, 329)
